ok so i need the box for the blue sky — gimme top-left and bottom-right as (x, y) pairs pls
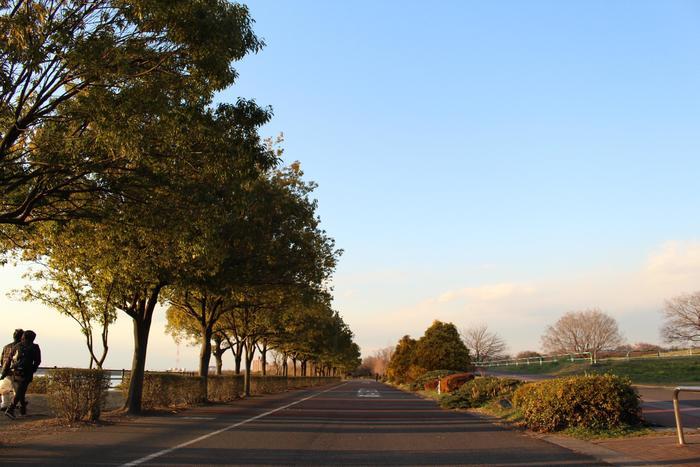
(2, 1), (700, 368)
(220, 1), (700, 354)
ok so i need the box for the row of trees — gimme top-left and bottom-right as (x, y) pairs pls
(1, 0), (359, 413)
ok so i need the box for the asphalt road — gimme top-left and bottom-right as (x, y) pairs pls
(0, 380), (603, 466)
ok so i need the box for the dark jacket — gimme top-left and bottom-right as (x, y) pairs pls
(1, 343), (41, 379)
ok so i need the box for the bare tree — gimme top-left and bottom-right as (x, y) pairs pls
(541, 308), (623, 362)
(361, 346), (394, 376)
(461, 324), (507, 363)
(661, 292), (700, 345)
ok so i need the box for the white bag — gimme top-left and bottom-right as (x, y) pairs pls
(0, 377), (12, 396)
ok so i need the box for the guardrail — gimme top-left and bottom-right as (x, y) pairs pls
(475, 352), (593, 368)
(673, 386), (700, 445)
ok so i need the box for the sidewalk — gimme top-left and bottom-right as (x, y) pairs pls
(591, 430), (700, 466)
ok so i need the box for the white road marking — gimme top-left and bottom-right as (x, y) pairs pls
(357, 388), (380, 398)
(121, 382), (347, 467)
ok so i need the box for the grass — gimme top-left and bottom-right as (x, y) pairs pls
(560, 425), (654, 440)
(489, 356), (700, 384)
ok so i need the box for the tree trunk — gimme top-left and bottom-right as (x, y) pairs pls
(125, 313), (152, 414)
(124, 286), (161, 415)
(260, 342), (267, 376)
(244, 341), (256, 397)
(198, 325), (213, 402)
(234, 343), (243, 375)
(213, 337), (224, 376)
(282, 356), (288, 377)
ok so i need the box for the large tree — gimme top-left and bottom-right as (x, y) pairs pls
(413, 320), (471, 372)
(661, 291), (700, 345)
(0, 0), (262, 238)
(541, 308), (624, 362)
(386, 335), (416, 383)
(460, 324), (507, 363)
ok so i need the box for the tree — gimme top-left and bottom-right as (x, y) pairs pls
(661, 292), (700, 345)
(541, 308), (624, 362)
(460, 324), (507, 363)
(0, 0), (263, 236)
(17, 262), (116, 368)
(19, 98), (276, 413)
(414, 320), (471, 372)
(387, 336), (416, 383)
(361, 346), (394, 377)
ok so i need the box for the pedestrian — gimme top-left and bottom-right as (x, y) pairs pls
(1, 330), (41, 419)
(0, 329), (22, 410)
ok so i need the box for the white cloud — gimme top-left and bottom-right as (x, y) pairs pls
(355, 240), (700, 356)
(645, 240), (700, 282)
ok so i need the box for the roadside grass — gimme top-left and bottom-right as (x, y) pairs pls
(488, 356), (700, 384)
(560, 425), (654, 440)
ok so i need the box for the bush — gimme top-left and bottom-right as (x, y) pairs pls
(46, 369), (110, 423)
(440, 376), (522, 409)
(439, 373), (475, 393)
(512, 374), (642, 432)
(27, 375), (48, 394)
(409, 370), (457, 391)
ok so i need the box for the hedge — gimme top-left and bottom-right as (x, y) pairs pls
(46, 369), (110, 423)
(122, 373), (340, 409)
(27, 375), (48, 394)
(512, 373), (642, 432)
(440, 376), (522, 409)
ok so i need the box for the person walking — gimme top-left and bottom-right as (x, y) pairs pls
(1, 330), (41, 419)
(0, 329), (22, 410)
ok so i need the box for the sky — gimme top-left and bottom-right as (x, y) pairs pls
(1, 0), (700, 370)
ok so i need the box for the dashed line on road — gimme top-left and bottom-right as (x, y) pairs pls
(120, 382), (348, 467)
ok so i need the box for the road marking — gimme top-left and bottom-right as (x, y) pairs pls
(357, 388), (380, 398)
(121, 382), (347, 467)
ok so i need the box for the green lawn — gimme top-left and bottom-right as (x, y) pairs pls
(489, 356), (700, 385)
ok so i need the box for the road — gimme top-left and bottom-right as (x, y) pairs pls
(0, 380), (603, 466)
(484, 370), (700, 429)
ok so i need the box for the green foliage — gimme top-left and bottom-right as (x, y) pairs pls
(440, 377), (522, 409)
(413, 320), (471, 372)
(46, 369), (110, 423)
(387, 335), (417, 383)
(0, 0), (264, 230)
(409, 370), (458, 391)
(512, 374), (642, 432)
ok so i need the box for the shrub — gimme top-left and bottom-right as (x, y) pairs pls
(409, 370), (457, 391)
(440, 376), (522, 409)
(512, 374), (642, 432)
(439, 373), (475, 393)
(46, 369), (110, 423)
(27, 375), (48, 394)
